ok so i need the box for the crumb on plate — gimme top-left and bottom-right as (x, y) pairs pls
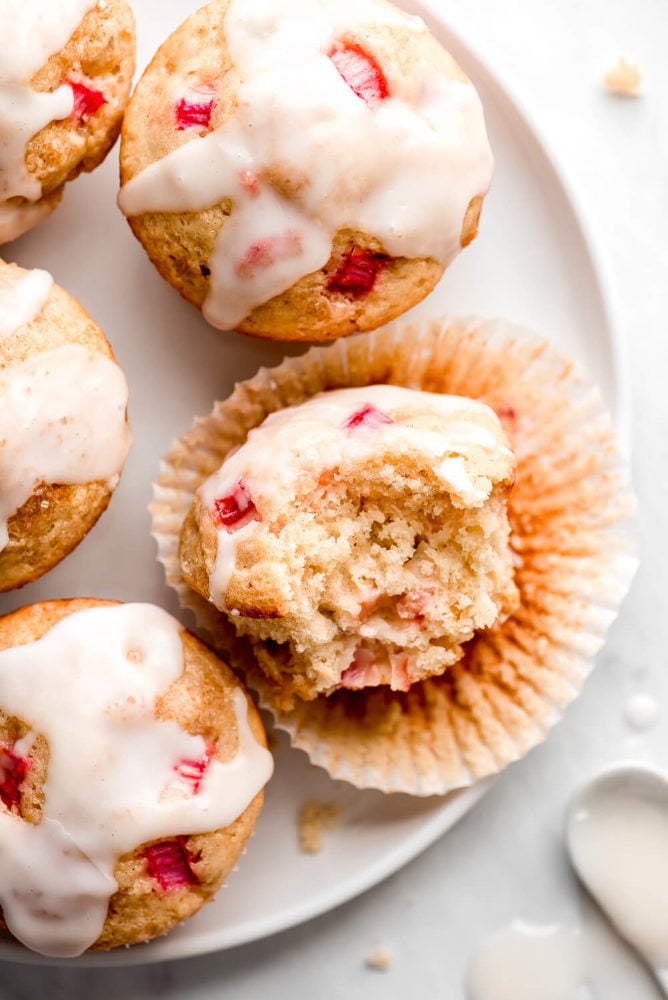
(603, 57), (642, 96)
(297, 801), (342, 853)
(365, 944), (394, 971)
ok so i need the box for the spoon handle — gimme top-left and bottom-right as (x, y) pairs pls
(652, 966), (668, 996)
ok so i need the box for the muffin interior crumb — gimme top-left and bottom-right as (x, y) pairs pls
(231, 457), (517, 700)
(297, 800), (342, 853)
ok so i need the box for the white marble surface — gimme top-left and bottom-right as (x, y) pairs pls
(1, 0), (666, 995)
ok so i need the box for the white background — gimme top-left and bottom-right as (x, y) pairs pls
(2, 0), (667, 995)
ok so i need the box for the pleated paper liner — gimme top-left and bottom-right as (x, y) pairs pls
(151, 317), (637, 795)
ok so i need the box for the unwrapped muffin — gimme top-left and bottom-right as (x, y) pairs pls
(180, 386), (519, 706)
(118, 0), (492, 340)
(0, 0), (135, 244)
(152, 317), (637, 795)
(0, 598), (273, 956)
(0, 259), (131, 591)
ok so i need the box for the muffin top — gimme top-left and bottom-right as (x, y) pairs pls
(0, 260), (130, 556)
(119, 0), (492, 331)
(0, 601), (273, 957)
(0, 0), (135, 243)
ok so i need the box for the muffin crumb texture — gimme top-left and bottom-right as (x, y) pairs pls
(365, 944), (394, 971)
(297, 801), (342, 853)
(603, 57), (642, 96)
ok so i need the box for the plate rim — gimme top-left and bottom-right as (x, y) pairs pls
(0, 0), (630, 969)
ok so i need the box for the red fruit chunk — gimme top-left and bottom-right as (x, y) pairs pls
(0, 744), (29, 812)
(238, 169), (261, 197)
(495, 403), (518, 426)
(68, 80), (106, 122)
(389, 652), (412, 692)
(340, 647), (384, 690)
(329, 42), (389, 105)
(343, 403), (393, 432)
(340, 646), (413, 692)
(175, 96), (215, 131)
(174, 743), (215, 794)
(327, 248), (389, 298)
(143, 838), (199, 891)
(236, 231), (302, 279)
(395, 591), (430, 621)
(212, 481), (257, 531)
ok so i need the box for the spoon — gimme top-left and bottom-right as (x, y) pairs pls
(567, 763), (668, 995)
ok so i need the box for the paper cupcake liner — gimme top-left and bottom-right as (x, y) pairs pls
(151, 317), (637, 795)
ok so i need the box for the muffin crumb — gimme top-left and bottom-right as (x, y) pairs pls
(365, 944), (394, 971)
(297, 801), (341, 853)
(603, 57), (642, 97)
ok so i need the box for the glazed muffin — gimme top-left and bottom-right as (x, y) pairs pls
(0, 0), (135, 245)
(0, 598), (273, 956)
(153, 317), (636, 795)
(118, 0), (493, 341)
(180, 386), (519, 706)
(0, 259), (131, 591)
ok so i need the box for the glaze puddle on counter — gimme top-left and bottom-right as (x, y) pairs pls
(465, 921), (590, 1000)
(568, 765), (668, 993)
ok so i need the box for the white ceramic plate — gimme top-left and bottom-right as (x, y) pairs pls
(0, 0), (626, 967)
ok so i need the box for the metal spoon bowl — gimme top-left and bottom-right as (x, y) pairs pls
(567, 763), (668, 995)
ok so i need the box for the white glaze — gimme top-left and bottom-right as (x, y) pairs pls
(0, 0), (96, 208)
(198, 385), (512, 607)
(624, 692), (659, 732)
(0, 343), (131, 549)
(0, 199), (55, 244)
(118, 0), (493, 329)
(0, 603), (273, 957)
(466, 921), (588, 1000)
(569, 775), (668, 966)
(0, 263), (52, 339)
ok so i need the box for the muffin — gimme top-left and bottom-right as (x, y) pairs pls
(0, 259), (131, 591)
(152, 317), (637, 795)
(118, 0), (493, 341)
(180, 385), (519, 707)
(0, 598), (273, 957)
(0, 0), (135, 245)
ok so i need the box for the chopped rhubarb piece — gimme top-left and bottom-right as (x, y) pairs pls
(340, 647), (386, 690)
(173, 743), (215, 794)
(175, 95), (215, 131)
(389, 652), (412, 692)
(327, 248), (389, 297)
(395, 591), (430, 621)
(340, 646), (413, 692)
(0, 744), (29, 812)
(236, 231), (302, 279)
(343, 403), (393, 432)
(238, 169), (261, 197)
(68, 80), (106, 121)
(143, 837), (198, 890)
(329, 42), (389, 105)
(212, 481), (257, 531)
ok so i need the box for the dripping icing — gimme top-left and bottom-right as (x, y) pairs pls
(0, 603), (273, 956)
(118, 0), (493, 328)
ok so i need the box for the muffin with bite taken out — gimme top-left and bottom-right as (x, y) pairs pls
(179, 385), (519, 707)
